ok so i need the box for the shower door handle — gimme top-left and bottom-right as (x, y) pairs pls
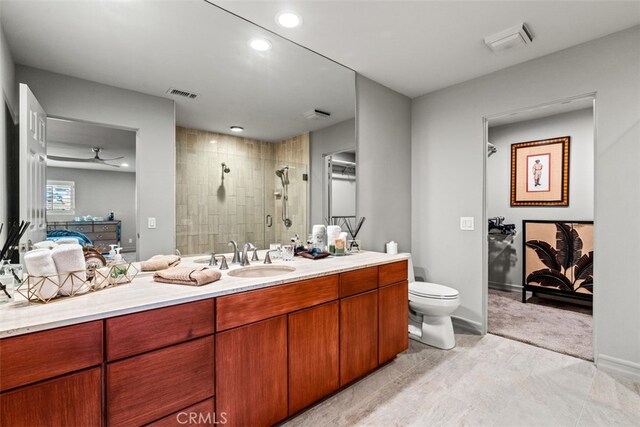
(266, 215), (273, 228)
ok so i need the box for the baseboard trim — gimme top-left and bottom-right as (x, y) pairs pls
(597, 354), (640, 380)
(452, 316), (483, 335)
(488, 282), (522, 292)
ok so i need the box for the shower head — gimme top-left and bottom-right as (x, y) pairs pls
(275, 167), (290, 185)
(221, 163), (231, 173)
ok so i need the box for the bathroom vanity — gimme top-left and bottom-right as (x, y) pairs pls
(0, 252), (408, 426)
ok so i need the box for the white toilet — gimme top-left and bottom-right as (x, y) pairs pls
(407, 255), (460, 350)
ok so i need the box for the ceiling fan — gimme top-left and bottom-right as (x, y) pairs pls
(48, 147), (124, 168)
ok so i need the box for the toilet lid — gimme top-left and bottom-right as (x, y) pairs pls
(409, 282), (459, 299)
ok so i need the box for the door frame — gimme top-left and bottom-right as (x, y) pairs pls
(481, 92), (598, 359)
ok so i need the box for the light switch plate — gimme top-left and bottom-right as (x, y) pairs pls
(460, 217), (474, 231)
(148, 217), (157, 229)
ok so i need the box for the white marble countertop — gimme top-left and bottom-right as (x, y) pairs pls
(0, 251), (408, 338)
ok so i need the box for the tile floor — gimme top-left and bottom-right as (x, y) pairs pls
(283, 332), (640, 426)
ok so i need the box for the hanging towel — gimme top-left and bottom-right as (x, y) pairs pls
(24, 248), (59, 300)
(153, 267), (221, 286)
(34, 240), (58, 250)
(52, 244), (88, 295)
(140, 254), (181, 271)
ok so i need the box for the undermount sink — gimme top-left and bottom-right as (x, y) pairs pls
(227, 265), (296, 278)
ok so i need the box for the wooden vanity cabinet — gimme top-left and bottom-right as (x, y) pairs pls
(339, 290), (379, 386)
(288, 301), (340, 415)
(216, 316), (288, 427)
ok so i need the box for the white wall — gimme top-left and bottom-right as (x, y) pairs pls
(356, 75), (412, 252)
(412, 26), (640, 375)
(309, 119), (355, 227)
(16, 66), (175, 260)
(46, 167), (137, 252)
(487, 108), (594, 288)
(0, 13), (16, 245)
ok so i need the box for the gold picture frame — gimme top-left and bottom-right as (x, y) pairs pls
(510, 136), (570, 206)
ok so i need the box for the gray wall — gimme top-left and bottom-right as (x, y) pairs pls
(356, 75), (411, 252)
(0, 15), (16, 244)
(16, 66), (175, 260)
(412, 26), (640, 375)
(46, 167), (137, 252)
(487, 108), (594, 289)
(309, 119), (355, 227)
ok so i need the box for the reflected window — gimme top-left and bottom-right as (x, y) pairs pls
(46, 180), (75, 214)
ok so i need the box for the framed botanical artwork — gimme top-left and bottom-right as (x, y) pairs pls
(510, 136), (570, 206)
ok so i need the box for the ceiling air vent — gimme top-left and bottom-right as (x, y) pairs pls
(484, 23), (533, 53)
(166, 88), (199, 99)
(303, 109), (331, 120)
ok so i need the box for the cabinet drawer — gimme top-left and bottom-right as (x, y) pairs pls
(378, 260), (408, 287)
(95, 223), (118, 232)
(0, 321), (103, 392)
(216, 275), (339, 331)
(86, 231), (117, 241)
(0, 368), (102, 427)
(67, 224), (92, 232)
(340, 266), (378, 297)
(107, 336), (215, 427)
(106, 299), (215, 361)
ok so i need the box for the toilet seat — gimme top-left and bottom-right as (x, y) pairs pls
(409, 282), (459, 300)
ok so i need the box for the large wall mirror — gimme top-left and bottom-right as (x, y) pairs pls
(1, 1), (356, 259)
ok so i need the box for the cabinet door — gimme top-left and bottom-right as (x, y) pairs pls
(216, 316), (287, 427)
(0, 368), (101, 427)
(288, 301), (339, 415)
(339, 290), (378, 386)
(379, 281), (409, 363)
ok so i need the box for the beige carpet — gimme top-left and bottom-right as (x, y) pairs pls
(488, 288), (593, 361)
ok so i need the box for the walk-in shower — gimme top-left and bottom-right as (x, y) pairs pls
(276, 166), (292, 228)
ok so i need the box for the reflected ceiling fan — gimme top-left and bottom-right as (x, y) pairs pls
(48, 147), (124, 168)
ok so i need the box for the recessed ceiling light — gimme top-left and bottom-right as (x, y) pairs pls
(230, 126), (244, 133)
(276, 11), (302, 28)
(121, 163), (129, 167)
(249, 38), (271, 52)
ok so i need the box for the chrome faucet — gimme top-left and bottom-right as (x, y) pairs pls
(251, 247), (260, 262)
(241, 243), (255, 267)
(228, 240), (240, 264)
(209, 252), (217, 266)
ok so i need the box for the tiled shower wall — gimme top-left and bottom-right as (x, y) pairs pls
(176, 126), (309, 255)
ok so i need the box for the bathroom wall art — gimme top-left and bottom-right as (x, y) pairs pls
(522, 220), (593, 303)
(510, 137), (570, 206)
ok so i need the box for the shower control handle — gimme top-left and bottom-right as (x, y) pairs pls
(266, 215), (273, 228)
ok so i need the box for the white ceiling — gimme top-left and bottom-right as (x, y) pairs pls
(1, 0), (355, 141)
(214, 1), (640, 98)
(47, 118), (136, 173)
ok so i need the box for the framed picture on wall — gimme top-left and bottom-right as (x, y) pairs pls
(510, 136), (570, 206)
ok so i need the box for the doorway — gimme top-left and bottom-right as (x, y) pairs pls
(483, 94), (596, 361)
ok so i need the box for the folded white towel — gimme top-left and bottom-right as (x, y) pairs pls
(24, 248), (59, 300)
(33, 240), (58, 250)
(56, 238), (79, 245)
(52, 244), (87, 295)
